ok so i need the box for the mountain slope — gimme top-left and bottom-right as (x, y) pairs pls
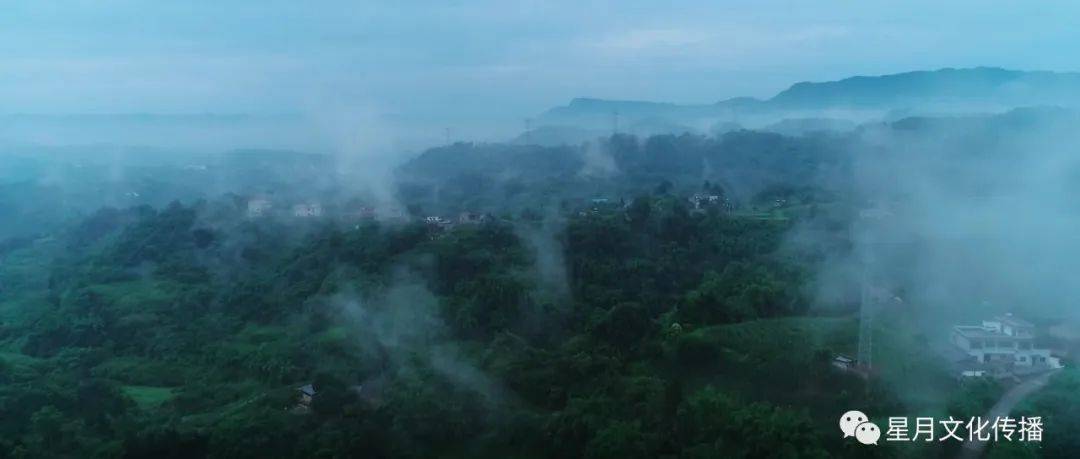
(539, 67), (1080, 126)
(770, 67), (1080, 108)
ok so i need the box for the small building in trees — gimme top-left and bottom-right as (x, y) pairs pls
(298, 384), (316, 403)
(425, 216), (453, 226)
(425, 216), (455, 238)
(292, 383), (317, 413)
(457, 212), (489, 225)
(831, 354), (855, 371)
(292, 203), (323, 218)
(689, 194), (723, 210)
(247, 197), (273, 218)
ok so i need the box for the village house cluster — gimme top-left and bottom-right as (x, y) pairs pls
(245, 196), (407, 222)
(246, 191), (740, 231)
(291, 378), (387, 414)
(245, 195), (500, 242)
(576, 192), (738, 219)
(689, 193), (735, 212)
(423, 212), (493, 239)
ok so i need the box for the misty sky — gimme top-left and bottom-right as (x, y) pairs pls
(4, 0), (1080, 121)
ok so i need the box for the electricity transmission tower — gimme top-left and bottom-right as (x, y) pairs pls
(857, 272), (875, 370)
(854, 206), (896, 372)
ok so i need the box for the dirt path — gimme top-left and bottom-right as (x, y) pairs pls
(957, 370), (1058, 459)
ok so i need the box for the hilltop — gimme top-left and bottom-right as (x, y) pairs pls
(534, 68), (1080, 139)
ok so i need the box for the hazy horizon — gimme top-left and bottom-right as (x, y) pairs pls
(6, 1), (1080, 121)
(6, 4), (1080, 457)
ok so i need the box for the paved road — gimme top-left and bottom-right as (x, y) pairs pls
(957, 369), (1059, 459)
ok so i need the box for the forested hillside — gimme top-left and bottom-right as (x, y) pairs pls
(4, 110), (1080, 458)
(0, 172), (877, 457)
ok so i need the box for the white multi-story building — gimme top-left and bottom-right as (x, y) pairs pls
(951, 314), (1061, 369)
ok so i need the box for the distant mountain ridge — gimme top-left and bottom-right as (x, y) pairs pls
(541, 67), (1080, 120)
(768, 67), (1080, 108)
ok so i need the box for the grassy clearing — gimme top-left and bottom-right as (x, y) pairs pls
(122, 385), (178, 409)
(92, 280), (181, 315)
(696, 316), (855, 361)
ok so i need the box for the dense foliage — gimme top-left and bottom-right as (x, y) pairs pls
(0, 183), (900, 459)
(7, 121), (1057, 457)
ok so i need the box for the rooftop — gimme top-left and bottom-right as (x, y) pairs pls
(952, 325), (1030, 339)
(994, 313), (1034, 328)
(298, 384), (316, 396)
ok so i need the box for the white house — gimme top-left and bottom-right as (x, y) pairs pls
(951, 314), (1061, 370)
(689, 194), (723, 210)
(293, 203), (323, 218)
